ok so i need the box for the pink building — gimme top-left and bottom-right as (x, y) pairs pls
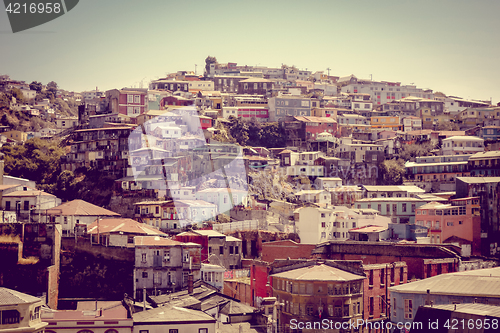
(106, 88), (148, 118)
(415, 197), (481, 255)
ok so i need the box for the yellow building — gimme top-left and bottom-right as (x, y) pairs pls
(370, 116), (401, 130)
(1, 130), (27, 142)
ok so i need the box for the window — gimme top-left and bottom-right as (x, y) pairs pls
(199, 330), (208, 333)
(404, 299), (413, 319)
(23, 200), (29, 211)
(141, 253), (147, 262)
(169, 330), (178, 333)
(229, 246), (234, 254)
(321, 222), (326, 228)
(134, 95), (140, 103)
(5, 201), (10, 211)
(219, 246), (224, 255)
(142, 271), (148, 278)
(2, 309), (20, 324)
(127, 94), (133, 103)
(64, 216), (68, 224)
(31, 306), (41, 320)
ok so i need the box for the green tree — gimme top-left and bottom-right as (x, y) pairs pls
(1, 138), (66, 186)
(10, 88), (25, 104)
(228, 116), (249, 146)
(204, 56), (217, 76)
(29, 81), (43, 93)
(259, 122), (286, 148)
(379, 159), (405, 185)
(436, 121), (459, 131)
(45, 81), (58, 100)
(399, 141), (436, 161)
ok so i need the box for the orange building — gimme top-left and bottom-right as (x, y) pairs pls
(370, 116), (402, 130)
(415, 197), (481, 255)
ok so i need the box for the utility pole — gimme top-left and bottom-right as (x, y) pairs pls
(326, 67), (331, 76)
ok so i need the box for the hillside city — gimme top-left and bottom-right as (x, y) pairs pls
(1, 56), (500, 333)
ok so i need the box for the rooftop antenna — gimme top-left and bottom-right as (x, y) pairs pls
(326, 68), (331, 76)
(195, 64), (197, 75)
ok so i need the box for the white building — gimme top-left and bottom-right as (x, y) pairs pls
(402, 116), (422, 132)
(441, 136), (484, 155)
(286, 165), (324, 177)
(55, 117), (78, 130)
(188, 81), (214, 91)
(340, 78), (435, 107)
(201, 263), (225, 291)
(0, 288), (47, 333)
(43, 199), (120, 237)
(294, 205), (335, 244)
(2, 189), (61, 222)
(133, 305), (216, 333)
(315, 177), (343, 190)
(295, 190), (332, 205)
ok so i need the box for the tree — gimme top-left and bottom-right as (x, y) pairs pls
(29, 81), (43, 93)
(399, 141), (436, 161)
(436, 121), (459, 131)
(46, 81), (58, 100)
(228, 116), (249, 146)
(379, 159), (405, 185)
(259, 122), (286, 148)
(1, 138), (66, 186)
(204, 56), (217, 76)
(10, 88), (25, 104)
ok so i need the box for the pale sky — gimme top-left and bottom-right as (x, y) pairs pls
(1, 0), (499, 103)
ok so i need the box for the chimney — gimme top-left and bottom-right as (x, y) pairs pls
(188, 272), (194, 295)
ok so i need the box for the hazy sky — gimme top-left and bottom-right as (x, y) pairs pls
(1, 0), (499, 103)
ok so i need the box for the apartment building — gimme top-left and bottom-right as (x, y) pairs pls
(415, 197), (481, 254)
(0, 288), (47, 333)
(268, 95), (312, 121)
(441, 136), (484, 155)
(340, 78), (435, 106)
(468, 151), (500, 177)
(61, 126), (134, 176)
(271, 263), (365, 330)
(133, 236), (201, 299)
(105, 88), (148, 118)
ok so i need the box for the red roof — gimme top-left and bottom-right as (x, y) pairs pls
(87, 218), (166, 236)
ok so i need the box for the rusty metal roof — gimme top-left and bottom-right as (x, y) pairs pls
(271, 263), (365, 282)
(45, 199), (120, 216)
(0, 288), (42, 305)
(390, 267), (500, 297)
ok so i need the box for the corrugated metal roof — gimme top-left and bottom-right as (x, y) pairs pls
(271, 264), (365, 282)
(87, 218), (166, 236)
(4, 190), (55, 197)
(134, 236), (183, 246)
(390, 267), (500, 297)
(45, 199), (119, 217)
(427, 303), (500, 317)
(0, 288), (42, 305)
